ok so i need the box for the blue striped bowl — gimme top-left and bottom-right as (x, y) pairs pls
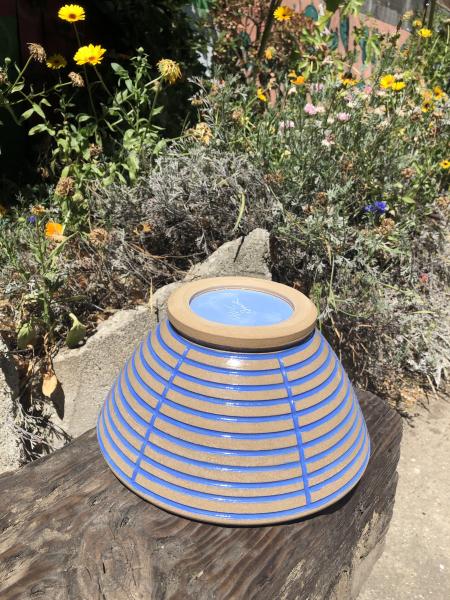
(97, 277), (370, 525)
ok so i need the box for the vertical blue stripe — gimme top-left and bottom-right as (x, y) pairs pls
(278, 358), (312, 504)
(131, 340), (189, 482)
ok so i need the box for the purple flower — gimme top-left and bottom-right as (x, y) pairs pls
(27, 215), (37, 224)
(374, 201), (388, 213)
(364, 201), (388, 214)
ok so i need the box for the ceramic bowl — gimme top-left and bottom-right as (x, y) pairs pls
(97, 277), (370, 525)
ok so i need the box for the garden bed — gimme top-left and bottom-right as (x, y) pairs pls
(0, 2), (449, 463)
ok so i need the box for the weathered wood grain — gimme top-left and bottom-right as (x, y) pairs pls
(0, 391), (402, 600)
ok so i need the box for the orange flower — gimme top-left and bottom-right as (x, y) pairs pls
(45, 221), (64, 238)
(289, 71), (305, 85)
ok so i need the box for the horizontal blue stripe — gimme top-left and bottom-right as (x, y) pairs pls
(145, 332), (333, 392)
(97, 428), (370, 521)
(133, 341), (342, 410)
(167, 321), (316, 360)
(148, 427), (297, 456)
(310, 427), (369, 492)
(107, 385), (363, 483)
(100, 405), (368, 502)
(299, 386), (352, 433)
(104, 393), (140, 456)
(140, 452), (302, 488)
(306, 420), (365, 479)
(306, 403), (360, 464)
(141, 440), (299, 474)
(156, 324), (325, 376)
(303, 397), (357, 449)
(122, 361), (351, 439)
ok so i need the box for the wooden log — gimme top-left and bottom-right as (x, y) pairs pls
(0, 391), (401, 600)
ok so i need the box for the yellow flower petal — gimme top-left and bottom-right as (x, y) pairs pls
(440, 160), (450, 170)
(380, 74), (395, 89)
(274, 6), (294, 22)
(58, 4), (85, 23)
(74, 44), (106, 66)
(46, 53), (67, 70)
(257, 87), (268, 102)
(418, 28), (432, 38)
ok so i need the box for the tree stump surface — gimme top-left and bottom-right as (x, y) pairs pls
(0, 391), (402, 600)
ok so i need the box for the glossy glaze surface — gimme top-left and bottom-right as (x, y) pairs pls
(97, 320), (370, 525)
(190, 288), (294, 326)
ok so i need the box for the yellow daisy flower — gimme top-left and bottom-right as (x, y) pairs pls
(46, 53), (67, 70)
(339, 73), (358, 87)
(421, 99), (433, 113)
(391, 81), (406, 91)
(264, 46), (275, 60)
(412, 19), (422, 27)
(418, 28), (432, 38)
(380, 74), (395, 89)
(274, 6), (294, 22)
(257, 88), (268, 102)
(58, 4), (85, 23)
(440, 160), (450, 170)
(433, 86), (446, 100)
(74, 44), (106, 66)
(157, 59), (182, 84)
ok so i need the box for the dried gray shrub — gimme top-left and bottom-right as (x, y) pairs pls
(89, 146), (280, 256)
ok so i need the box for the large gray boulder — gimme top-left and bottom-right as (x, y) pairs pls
(0, 341), (22, 474)
(53, 229), (271, 438)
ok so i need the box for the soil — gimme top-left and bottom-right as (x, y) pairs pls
(358, 392), (450, 600)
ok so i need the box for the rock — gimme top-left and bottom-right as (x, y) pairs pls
(53, 230), (271, 439)
(186, 228), (271, 281)
(0, 391), (402, 600)
(53, 306), (153, 439)
(0, 341), (22, 474)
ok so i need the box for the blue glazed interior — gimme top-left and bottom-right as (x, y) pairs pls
(190, 288), (293, 326)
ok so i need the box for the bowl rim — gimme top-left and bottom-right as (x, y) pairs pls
(167, 276), (318, 351)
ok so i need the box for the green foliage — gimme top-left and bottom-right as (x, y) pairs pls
(184, 14), (450, 398)
(0, 47), (178, 230)
(0, 211), (74, 347)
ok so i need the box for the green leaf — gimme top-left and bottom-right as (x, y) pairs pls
(28, 123), (53, 136)
(110, 62), (129, 77)
(21, 108), (35, 120)
(66, 313), (87, 348)
(32, 102), (46, 119)
(17, 322), (37, 350)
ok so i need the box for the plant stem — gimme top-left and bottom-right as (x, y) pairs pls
(93, 67), (112, 97)
(73, 24), (97, 119)
(256, 0), (282, 61)
(6, 56), (32, 94)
